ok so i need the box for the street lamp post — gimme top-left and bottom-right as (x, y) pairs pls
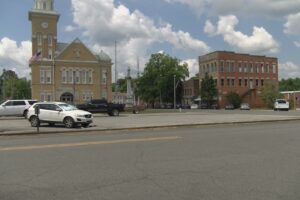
(73, 70), (76, 104)
(174, 75), (176, 109)
(173, 74), (181, 110)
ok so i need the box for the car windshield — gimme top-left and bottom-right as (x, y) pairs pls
(277, 100), (286, 104)
(58, 104), (78, 111)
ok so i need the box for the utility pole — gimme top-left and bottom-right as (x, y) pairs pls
(174, 75), (176, 109)
(115, 41), (118, 92)
(73, 70), (76, 104)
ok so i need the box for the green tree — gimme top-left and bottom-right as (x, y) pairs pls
(261, 83), (282, 108)
(200, 73), (218, 107)
(112, 78), (127, 93)
(279, 78), (300, 91)
(135, 53), (189, 106)
(226, 92), (242, 108)
(0, 69), (31, 101)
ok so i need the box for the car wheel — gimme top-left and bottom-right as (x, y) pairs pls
(112, 109), (119, 116)
(23, 110), (28, 119)
(64, 117), (75, 128)
(81, 123), (90, 128)
(30, 116), (40, 127)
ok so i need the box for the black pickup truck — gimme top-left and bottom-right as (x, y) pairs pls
(76, 99), (125, 116)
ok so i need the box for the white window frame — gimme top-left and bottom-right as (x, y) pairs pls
(48, 34), (53, 46)
(40, 67), (52, 84)
(81, 70), (87, 84)
(102, 69), (107, 84)
(272, 64), (277, 74)
(75, 70), (80, 84)
(88, 70), (93, 84)
(48, 48), (52, 59)
(37, 33), (42, 46)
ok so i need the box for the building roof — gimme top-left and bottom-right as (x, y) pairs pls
(56, 42), (68, 54)
(96, 50), (112, 62)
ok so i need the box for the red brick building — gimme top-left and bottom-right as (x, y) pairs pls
(281, 91), (300, 109)
(199, 51), (278, 108)
(183, 77), (199, 105)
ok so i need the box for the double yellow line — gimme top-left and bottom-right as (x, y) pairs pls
(0, 136), (182, 152)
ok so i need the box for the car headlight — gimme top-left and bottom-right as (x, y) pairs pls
(76, 114), (85, 117)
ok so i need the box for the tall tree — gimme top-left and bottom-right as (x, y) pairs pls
(226, 91), (242, 108)
(200, 73), (218, 107)
(135, 53), (189, 106)
(279, 78), (300, 91)
(0, 69), (31, 101)
(261, 83), (282, 108)
(112, 78), (127, 93)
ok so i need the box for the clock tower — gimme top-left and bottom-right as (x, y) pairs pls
(28, 0), (60, 59)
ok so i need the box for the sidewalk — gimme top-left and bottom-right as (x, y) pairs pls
(1, 111), (300, 136)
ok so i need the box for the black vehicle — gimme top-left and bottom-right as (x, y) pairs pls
(76, 99), (125, 116)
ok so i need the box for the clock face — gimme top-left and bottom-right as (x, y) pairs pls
(41, 22), (48, 29)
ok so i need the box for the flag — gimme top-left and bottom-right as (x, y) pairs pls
(29, 51), (41, 64)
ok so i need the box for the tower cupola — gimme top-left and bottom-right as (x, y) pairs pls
(33, 0), (54, 12)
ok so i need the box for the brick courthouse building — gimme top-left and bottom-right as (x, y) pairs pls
(28, 0), (112, 104)
(199, 51), (278, 108)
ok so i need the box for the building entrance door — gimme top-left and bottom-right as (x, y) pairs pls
(60, 93), (74, 104)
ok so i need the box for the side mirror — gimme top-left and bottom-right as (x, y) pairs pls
(56, 107), (63, 112)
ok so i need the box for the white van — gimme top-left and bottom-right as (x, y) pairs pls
(274, 99), (289, 111)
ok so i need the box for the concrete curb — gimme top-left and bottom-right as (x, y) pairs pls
(1, 118), (300, 137)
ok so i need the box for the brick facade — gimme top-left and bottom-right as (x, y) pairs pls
(183, 78), (199, 105)
(281, 91), (300, 109)
(199, 51), (278, 108)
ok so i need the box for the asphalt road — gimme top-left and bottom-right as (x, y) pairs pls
(1, 121), (300, 200)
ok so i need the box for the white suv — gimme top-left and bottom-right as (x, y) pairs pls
(0, 99), (37, 118)
(274, 99), (289, 111)
(27, 102), (93, 128)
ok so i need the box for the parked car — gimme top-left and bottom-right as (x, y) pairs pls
(0, 99), (37, 118)
(274, 99), (289, 111)
(190, 104), (199, 109)
(76, 99), (125, 116)
(240, 103), (250, 110)
(181, 104), (191, 109)
(27, 102), (93, 128)
(200, 103), (209, 109)
(225, 104), (234, 110)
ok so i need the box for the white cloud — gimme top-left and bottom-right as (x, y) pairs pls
(65, 25), (77, 32)
(70, 0), (210, 79)
(284, 13), (300, 35)
(294, 41), (300, 48)
(204, 20), (216, 36)
(204, 15), (279, 54)
(279, 61), (300, 79)
(0, 37), (31, 78)
(181, 59), (198, 77)
(164, 0), (300, 18)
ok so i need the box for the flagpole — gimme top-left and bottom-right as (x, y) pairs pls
(52, 55), (55, 101)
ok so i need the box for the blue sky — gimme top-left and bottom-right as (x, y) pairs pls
(0, 0), (300, 80)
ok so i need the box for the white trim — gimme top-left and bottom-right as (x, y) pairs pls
(281, 91), (300, 94)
